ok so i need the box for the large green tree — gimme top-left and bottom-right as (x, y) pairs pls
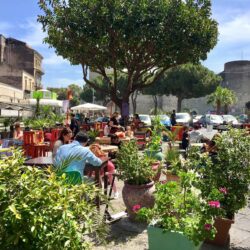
(157, 63), (221, 111)
(38, 0), (218, 115)
(207, 86), (237, 114)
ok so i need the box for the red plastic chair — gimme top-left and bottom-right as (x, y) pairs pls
(33, 144), (49, 158)
(171, 126), (184, 141)
(23, 131), (35, 157)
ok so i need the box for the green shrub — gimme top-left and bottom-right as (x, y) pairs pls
(116, 140), (155, 185)
(0, 150), (108, 249)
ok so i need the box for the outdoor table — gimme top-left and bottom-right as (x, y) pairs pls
(24, 156), (109, 209)
(190, 143), (204, 148)
(100, 145), (118, 153)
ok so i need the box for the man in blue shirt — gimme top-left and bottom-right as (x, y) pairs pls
(54, 132), (103, 180)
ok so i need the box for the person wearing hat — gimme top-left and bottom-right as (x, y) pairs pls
(54, 131), (105, 181)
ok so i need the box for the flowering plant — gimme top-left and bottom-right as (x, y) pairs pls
(136, 171), (222, 246)
(187, 128), (250, 219)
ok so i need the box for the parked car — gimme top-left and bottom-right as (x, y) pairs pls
(138, 114), (152, 126)
(176, 113), (192, 126)
(158, 115), (171, 128)
(199, 114), (224, 128)
(222, 115), (239, 125)
(238, 114), (248, 124)
(95, 117), (109, 123)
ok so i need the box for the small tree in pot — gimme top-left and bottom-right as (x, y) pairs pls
(116, 140), (156, 220)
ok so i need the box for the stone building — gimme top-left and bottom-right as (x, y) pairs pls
(0, 34), (44, 102)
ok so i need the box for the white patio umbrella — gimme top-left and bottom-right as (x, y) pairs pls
(71, 103), (107, 111)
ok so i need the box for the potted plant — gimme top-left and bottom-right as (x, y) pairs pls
(116, 140), (156, 220)
(87, 129), (100, 145)
(187, 128), (250, 246)
(136, 171), (221, 250)
(144, 116), (164, 161)
(162, 148), (183, 182)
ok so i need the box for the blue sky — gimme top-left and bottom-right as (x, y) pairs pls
(0, 0), (250, 88)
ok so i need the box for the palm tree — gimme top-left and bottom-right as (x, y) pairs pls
(207, 86), (237, 114)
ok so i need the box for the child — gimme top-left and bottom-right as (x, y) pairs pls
(89, 144), (119, 199)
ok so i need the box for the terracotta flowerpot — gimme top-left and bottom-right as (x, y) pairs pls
(206, 217), (234, 246)
(152, 161), (161, 182)
(122, 181), (155, 220)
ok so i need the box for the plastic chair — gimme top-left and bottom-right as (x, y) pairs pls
(23, 131), (35, 145)
(33, 144), (49, 158)
(171, 126), (184, 141)
(50, 128), (62, 149)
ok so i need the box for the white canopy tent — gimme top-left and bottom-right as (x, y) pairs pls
(71, 103), (107, 112)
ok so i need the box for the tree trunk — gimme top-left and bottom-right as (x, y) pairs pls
(224, 104), (228, 114)
(153, 95), (158, 115)
(177, 97), (182, 112)
(216, 100), (221, 114)
(131, 90), (138, 114)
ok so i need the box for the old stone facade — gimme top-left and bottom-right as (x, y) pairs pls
(0, 35), (43, 93)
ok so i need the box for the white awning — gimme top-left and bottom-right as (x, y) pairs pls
(71, 103), (107, 111)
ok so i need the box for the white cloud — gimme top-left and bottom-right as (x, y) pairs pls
(43, 53), (69, 66)
(219, 12), (250, 45)
(19, 20), (46, 47)
(44, 78), (84, 88)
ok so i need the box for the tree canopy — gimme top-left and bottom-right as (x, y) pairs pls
(207, 86), (237, 114)
(39, 0), (218, 114)
(142, 63), (221, 112)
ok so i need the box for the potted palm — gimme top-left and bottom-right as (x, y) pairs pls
(116, 140), (156, 220)
(163, 147), (182, 182)
(187, 128), (250, 246)
(136, 171), (220, 250)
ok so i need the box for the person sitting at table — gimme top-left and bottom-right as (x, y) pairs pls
(125, 126), (134, 138)
(13, 122), (23, 146)
(54, 132), (104, 181)
(89, 144), (119, 199)
(52, 127), (73, 159)
(109, 112), (120, 134)
(104, 121), (111, 136)
(133, 114), (141, 130)
(13, 122), (23, 141)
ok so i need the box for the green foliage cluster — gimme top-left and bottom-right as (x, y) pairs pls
(0, 150), (108, 249)
(116, 140), (155, 185)
(24, 105), (65, 129)
(137, 172), (221, 246)
(147, 116), (164, 152)
(187, 128), (250, 218)
(144, 63), (221, 111)
(38, 0), (218, 110)
(207, 86), (237, 114)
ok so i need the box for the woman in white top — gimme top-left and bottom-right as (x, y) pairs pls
(52, 127), (72, 159)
